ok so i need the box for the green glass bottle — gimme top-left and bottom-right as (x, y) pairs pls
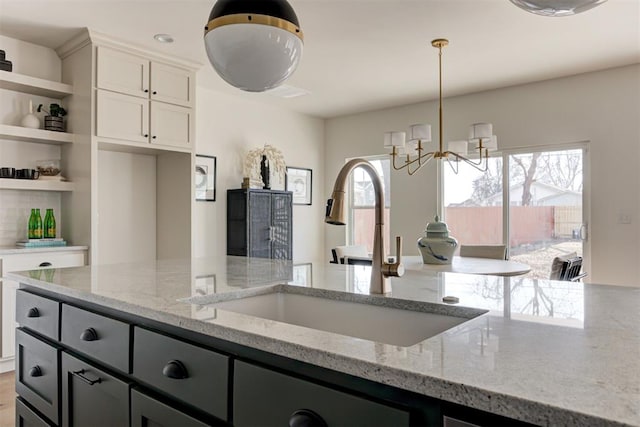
(33, 208), (43, 239)
(44, 208), (56, 238)
(28, 208), (36, 239)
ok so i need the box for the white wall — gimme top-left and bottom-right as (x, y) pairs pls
(326, 64), (640, 287)
(194, 87), (326, 263)
(97, 150), (157, 264)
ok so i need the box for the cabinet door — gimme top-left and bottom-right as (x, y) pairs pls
(149, 101), (192, 149)
(96, 90), (149, 144)
(16, 329), (60, 425)
(61, 352), (130, 427)
(1, 280), (18, 358)
(16, 397), (54, 427)
(150, 62), (194, 107)
(234, 361), (410, 427)
(96, 46), (149, 98)
(248, 191), (273, 258)
(131, 388), (209, 427)
(271, 192), (293, 260)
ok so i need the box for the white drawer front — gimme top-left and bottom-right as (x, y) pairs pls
(2, 251), (86, 273)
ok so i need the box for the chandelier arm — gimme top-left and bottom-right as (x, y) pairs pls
(445, 156), (459, 174)
(445, 151), (490, 172)
(408, 157), (432, 176)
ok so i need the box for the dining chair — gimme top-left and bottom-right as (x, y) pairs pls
(459, 245), (507, 260)
(331, 245), (371, 265)
(550, 253), (587, 281)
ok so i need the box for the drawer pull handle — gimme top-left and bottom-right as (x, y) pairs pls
(72, 369), (102, 385)
(27, 307), (40, 318)
(152, 91), (157, 95)
(162, 360), (189, 379)
(80, 328), (99, 342)
(38, 262), (52, 267)
(289, 409), (327, 427)
(29, 366), (43, 377)
(144, 89), (149, 93)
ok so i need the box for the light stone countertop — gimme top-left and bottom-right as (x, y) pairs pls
(7, 256), (640, 427)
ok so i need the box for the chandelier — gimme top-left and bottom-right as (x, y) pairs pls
(509, 0), (608, 17)
(384, 39), (497, 176)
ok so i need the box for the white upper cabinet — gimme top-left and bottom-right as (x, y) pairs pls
(150, 62), (194, 108)
(96, 46), (149, 98)
(150, 101), (191, 149)
(96, 90), (149, 144)
(94, 45), (195, 151)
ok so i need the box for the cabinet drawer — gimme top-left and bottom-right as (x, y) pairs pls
(61, 304), (130, 372)
(61, 351), (130, 427)
(16, 397), (54, 427)
(2, 251), (85, 273)
(234, 361), (411, 427)
(131, 388), (209, 427)
(16, 290), (60, 341)
(133, 327), (228, 421)
(16, 328), (60, 425)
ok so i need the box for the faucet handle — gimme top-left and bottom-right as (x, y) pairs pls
(394, 235), (402, 265)
(383, 236), (405, 278)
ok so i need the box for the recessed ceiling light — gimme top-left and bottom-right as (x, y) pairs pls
(154, 34), (174, 43)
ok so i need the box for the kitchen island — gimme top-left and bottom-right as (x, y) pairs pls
(8, 256), (640, 426)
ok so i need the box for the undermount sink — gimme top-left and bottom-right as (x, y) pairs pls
(198, 285), (486, 347)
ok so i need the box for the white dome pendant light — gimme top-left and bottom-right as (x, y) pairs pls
(204, 0), (304, 92)
(509, 0), (608, 17)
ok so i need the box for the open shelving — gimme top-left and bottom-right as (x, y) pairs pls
(0, 70), (73, 98)
(0, 124), (74, 145)
(0, 179), (75, 192)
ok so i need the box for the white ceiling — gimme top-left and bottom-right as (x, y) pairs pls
(0, 0), (638, 118)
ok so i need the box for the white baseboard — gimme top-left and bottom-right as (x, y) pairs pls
(0, 356), (15, 373)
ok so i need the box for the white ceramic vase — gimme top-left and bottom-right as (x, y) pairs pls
(417, 215), (458, 265)
(21, 100), (40, 129)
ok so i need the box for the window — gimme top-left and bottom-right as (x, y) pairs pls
(348, 156), (391, 254)
(443, 146), (587, 280)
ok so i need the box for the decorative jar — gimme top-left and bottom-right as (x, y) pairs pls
(417, 215), (458, 265)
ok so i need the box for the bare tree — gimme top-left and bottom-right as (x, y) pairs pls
(538, 151), (583, 192)
(471, 159), (502, 205)
(512, 153), (541, 206)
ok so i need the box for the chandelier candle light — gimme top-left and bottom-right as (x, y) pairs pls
(384, 38), (497, 176)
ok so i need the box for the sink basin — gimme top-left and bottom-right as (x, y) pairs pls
(201, 286), (486, 347)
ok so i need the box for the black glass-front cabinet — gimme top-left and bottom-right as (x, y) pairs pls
(227, 189), (293, 260)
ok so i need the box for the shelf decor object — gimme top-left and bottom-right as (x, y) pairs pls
(243, 144), (286, 189)
(286, 166), (312, 205)
(384, 38), (497, 176)
(509, 0), (608, 17)
(203, 0), (304, 92)
(20, 100), (40, 129)
(195, 155), (217, 202)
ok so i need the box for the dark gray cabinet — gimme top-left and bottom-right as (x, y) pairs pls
(60, 352), (130, 427)
(16, 397), (53, 427)
(131, 388), (210, 427)
(234, 360), (411, 427)
(15, 328), (60, 425)
(227, 189), (293, 260)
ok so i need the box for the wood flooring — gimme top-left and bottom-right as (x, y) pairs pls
(0, 371), (15, 427)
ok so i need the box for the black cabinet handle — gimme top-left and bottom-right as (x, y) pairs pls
(144, 89), (149, 93)
(152, 91), (157, 95)
(71, 369), (102, 385)
(289, 409), (327, 427)
(152, 136), (157, 139)
(144, 134), (149, 138)
(38, 262), (52, 267)
(162, 360), (188, 379)
(27, 307), (40, 318)
(29, 366), (42, 377)
(80, 327), (99, 342)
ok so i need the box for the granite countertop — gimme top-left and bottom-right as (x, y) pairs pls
(7, 256), (640, 427)
(0, 245), (89, 255)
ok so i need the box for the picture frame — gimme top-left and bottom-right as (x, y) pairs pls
(286, 166), (312, 205)
(195, 155), (216, 202)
